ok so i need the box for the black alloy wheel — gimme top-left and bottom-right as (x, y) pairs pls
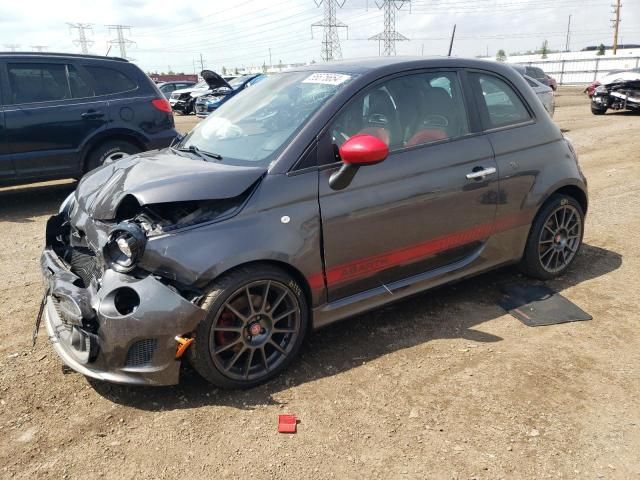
(189, 265), (308, 389)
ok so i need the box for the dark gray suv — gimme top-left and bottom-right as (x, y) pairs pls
(39, 57), (587, 388)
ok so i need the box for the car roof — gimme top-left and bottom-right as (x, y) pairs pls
(0, 51), (128, 62)
(287, 56), (521, 75)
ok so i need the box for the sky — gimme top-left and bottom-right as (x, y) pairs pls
(0, 0), (639, 74)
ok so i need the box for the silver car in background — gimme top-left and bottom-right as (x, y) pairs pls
(523, 75), (555, 117)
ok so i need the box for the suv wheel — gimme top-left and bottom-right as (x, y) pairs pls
(86, 140), (141, 172)
(519, 194), (584, 280)
(189, 265), (309, 389)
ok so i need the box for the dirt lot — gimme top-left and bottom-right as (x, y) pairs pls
(0, 88), (639, 479)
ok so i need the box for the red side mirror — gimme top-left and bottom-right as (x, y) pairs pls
(338, 134), (389, 166)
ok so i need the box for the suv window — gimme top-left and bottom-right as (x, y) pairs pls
(8, 63), (71, 104)
(330, 71), (470, 154)
(471, 73), (531, 129)
(68, 65), (94, 98)
(84, 66), (137, 95)
(526, 67), (546, 81)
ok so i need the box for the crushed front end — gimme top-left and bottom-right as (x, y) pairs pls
(39, 195), (207, 386)
(592, 79), (640, 112)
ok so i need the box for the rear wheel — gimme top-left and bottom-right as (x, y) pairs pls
(189, 265), (308, 389)
(85, 139), (141, 172)
(519, 194), (584, 280)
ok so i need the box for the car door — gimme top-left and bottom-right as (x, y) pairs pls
(4, 60), (107, 179)
(318, 70), (499, 301)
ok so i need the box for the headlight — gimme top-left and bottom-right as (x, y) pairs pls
(103, 223), (146, 272)
(594, 85), (608, 94)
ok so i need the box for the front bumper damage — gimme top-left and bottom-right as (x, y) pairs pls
(40, 214), (207, 386)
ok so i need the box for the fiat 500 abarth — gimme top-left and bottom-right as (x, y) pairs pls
(39, 57), (587, 388)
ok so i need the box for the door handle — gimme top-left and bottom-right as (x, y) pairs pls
(81, 111), (104, 120)
(466, 167), (497, 180)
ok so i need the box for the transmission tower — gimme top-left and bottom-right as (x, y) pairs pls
(4, 44), (20, 52)
(106, 24), (136, 59)
(311, 0), (348, 62)
(68, 23), (94, 54)
(31, 45), (48, 52)
(369, 0), (410, 56)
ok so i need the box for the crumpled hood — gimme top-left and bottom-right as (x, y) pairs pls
(76, 149), (266, 220)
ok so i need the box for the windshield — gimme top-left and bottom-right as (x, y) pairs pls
(193, 80), (208, 89)
(182, 71), (355, 166)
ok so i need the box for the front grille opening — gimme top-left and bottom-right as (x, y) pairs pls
(125, 339), (157, 367)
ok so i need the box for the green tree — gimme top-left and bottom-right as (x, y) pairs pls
(597, 43), (606, 56)
(221, 66), (227, 75)
(278, 59), (283, 71)
(234, 67), (239, 75)
(540, 40), (549, 59)
(262, 61), (267, 73)
(496, 49), (507, 62)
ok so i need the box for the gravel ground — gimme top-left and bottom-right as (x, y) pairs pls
(0, 88), (639, 479)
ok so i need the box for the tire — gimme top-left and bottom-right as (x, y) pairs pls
(188, 264), (309, 389)
(85, 140), (141, 172)
(518, 194), (584, 280)
(591, 104), (607, 115)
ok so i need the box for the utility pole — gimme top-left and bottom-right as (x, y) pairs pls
(311, 0), (348, 62)
(269, 48), (272, 68)
(106, 24), (135, 59)
(199, 53), (205, 71)
(68, 23), (94, 54)
(564, 15), (572, 52)
(4, 44), (20, 51)
(369, 0), (410, 56)
(611, 0), (621, 55)
(31, 45), (48, 52)
(447, 24), (456, 56)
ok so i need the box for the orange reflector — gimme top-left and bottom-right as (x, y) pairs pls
(175, 336), (194, 359)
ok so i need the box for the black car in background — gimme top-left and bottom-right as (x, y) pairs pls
(157, 80), (196, 99)
(0, 52), (179, 187)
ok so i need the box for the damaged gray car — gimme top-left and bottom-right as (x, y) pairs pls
(38, 58), (587, 388)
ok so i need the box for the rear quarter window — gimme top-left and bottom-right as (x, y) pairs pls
(471, 73), (532, 129)
(7, 63), (70, 104)
(84, 65), (137, 95)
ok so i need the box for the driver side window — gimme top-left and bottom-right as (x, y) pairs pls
(328, 71), (470, 161)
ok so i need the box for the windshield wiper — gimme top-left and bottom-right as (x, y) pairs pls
(175, 144), (223, 161)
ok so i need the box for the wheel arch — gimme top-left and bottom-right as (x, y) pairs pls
(546, 184), (588, 214)
(202, 259), (314, 321)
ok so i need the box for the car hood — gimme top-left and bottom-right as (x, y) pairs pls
(201, 69), (231, 90)
(601, 70), (640, 85)
(75, 150), (266, 220)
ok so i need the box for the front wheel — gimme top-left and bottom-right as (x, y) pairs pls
(519, 194), (584, 280)
(189, 265), (309, 389)
(591, 103), (607, 115)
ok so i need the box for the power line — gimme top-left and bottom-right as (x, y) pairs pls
(611, 0), (621, 55)
(311, 0), (348, 62)
(106, 24), (136, 59)
(68, 23), (94, 54)
(369, 0), (410, 56)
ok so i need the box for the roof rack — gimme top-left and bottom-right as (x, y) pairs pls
(0, 51), (128, 62)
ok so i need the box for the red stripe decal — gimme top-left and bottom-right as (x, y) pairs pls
(308, 211), (530, 290)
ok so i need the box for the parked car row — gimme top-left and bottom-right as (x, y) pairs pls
(0, 52), (178, 187)
(169, 70), (266, 116)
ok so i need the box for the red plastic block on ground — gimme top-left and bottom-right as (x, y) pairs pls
(278, 414), (297, 433)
